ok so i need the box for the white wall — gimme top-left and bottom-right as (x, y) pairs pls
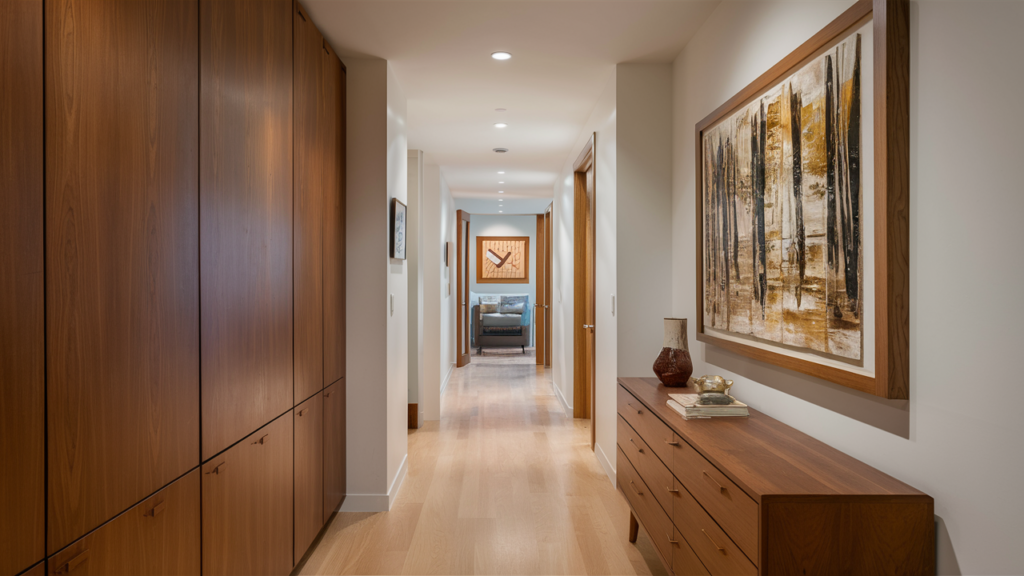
(422, 160), (457, 421)
(344, 59), (408, 512)
(671, 2), (1024, 574)
(408, 151), (424, 416)
(462, 214), (538, 346)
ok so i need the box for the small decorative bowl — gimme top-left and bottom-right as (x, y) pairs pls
(694, 375), (734, 395)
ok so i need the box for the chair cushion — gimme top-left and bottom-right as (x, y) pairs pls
(479, 295), (500, 314)
(499, 294), (528, 315)
(481, 313), (522, 327)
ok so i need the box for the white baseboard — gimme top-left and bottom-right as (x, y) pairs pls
(552, 381), (572, 417)
(339, 454), (409, 512)
(595, 442), (616, 487)
(440, 363), (454, 396)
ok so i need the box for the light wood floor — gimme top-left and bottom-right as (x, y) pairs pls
(296, 360), (665, 575)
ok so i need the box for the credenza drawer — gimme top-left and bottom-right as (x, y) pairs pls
(672, 527), (710, 576)
(617, 385), (676, 468)
(671, 436), (759, 562)
(617, 447), (676, 567)
(617, 415), (675, 517)
(671, 478), (756, 576)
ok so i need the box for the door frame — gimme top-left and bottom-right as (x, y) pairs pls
(456, 209), (471, 367)
(572, 134), (596, 450)
(535, 214), (546, 366)
(544, 206), (552, 368)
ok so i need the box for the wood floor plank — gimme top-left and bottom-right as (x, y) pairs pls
(299, 355), (659, 575)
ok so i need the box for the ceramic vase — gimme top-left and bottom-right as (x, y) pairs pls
(653, 318), (693, 387)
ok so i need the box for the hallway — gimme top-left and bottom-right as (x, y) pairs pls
(298, 362), (663, 575)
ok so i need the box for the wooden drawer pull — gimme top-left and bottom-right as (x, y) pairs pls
(702, 529), (725, 554)
(629, 481), (643, 496)
(668, 534), (679, 545)
(298, 408), (308, 417)
(628, 437), (644, 453)
(626, 403), (642, 415)
(702, 470), (725, 493)
(207, 461), (226, 475)
(254, 434), (269, 445)
(324, 391), (332, 398)
(665, 439), (680, 446)
(667, 487), (680, 494)
(146, 501), (166, 517)
(56, 549), (89, 574)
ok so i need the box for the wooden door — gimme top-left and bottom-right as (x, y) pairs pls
(46, 0), (200, 553)
(322, 379), (346, 520)
(456, 210), (472, 367)
(202, 413), (293, 576)
(572, 135), (596, 449)
(46, 470), (201, 576)
(535, 214), (546, 365)
(544, 207), (553, 367)
(294, 393), (324, 564)
(200, 0), (294, 461)
(322, 42), (346, 390)
(0, 1), (44, 573)
(294, 0), (325, 405)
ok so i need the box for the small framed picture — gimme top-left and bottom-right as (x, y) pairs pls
(391, 198), (407, 260)
(444, 241), (450, 267)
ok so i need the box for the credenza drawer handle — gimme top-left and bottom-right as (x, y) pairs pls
(703, 470), (725, 493)
(702, 529), (725, 554)
(56, 549), (89, 574)
(667, 487), (680, 494)
(254, 434), (269, 445)
(626, 402), (642, 415)
(206, 461), (226, 475)
(629, 481), (643, 496)
(324, 391), (332, 398)
(665, 439), (680, 446)
(145, 501), (166, 517)
(298, 408), (308, 417)
(668, 534), (679, 545)
(628, 437), (644, 453)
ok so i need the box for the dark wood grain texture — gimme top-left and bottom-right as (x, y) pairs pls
(535, 215), (546, 366)
(46, 470), (201, 576)
(0, 1), (45, 573)
(456, 210), (471, 367)
(45, 0), (200, 553)
(323, 379), (347, 520)
(202, 412), (293, 576)
(322, 42), (346, 389)
(408, 403), (419, 429)
(618, 377), (934, 575)
(21, 563), (45, 576)
(693, 0), (911, 400)
(294, 0), (325, 404)
(199, 0), (294, 461)
(572, 135), (595, 424)
(294, 393), (324, 565)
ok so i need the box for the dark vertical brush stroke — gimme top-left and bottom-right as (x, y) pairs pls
(846, 34), (862, 307)
(751, 115), (759, 309)
(825, 55), (837, 274)
(789, 84), (806, 308)
(717, 137), (730, 327)
(755, 100), (767, 318)
(729, 137), (740, 282)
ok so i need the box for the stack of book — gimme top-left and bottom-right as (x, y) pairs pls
(667, 392), (749, 420)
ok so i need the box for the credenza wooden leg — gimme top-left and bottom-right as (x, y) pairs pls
(628, 510), (639, 543)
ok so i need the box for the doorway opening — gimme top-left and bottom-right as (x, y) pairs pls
(572, 134), (596, 450)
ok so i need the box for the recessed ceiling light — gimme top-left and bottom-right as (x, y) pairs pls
(498, 198), (503, 201)
(498, 191), (504, 193)
(494, 123), (508, 129)
(499, 181), (504, 184)
(499, 210), (503, 213)
(493, 148), (508, 153)
(491, 52), (511, 61)
(498, 171), (505, 174)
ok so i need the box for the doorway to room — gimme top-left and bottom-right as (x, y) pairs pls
(572, 134), (596, 449)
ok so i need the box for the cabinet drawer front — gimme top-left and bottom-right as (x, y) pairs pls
(617, 448), (675, 567)
(672, 527), (710, 576)
(617, 385), (676, 468)
(671, 435), (759, 561)
(47, 470), (201, 576)
(671, 479), (756, 576)
(617, 415), (675, 518)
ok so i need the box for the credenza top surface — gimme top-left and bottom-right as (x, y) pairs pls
(617, 377), (929, 502)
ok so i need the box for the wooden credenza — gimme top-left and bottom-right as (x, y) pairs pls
(616, 377), (934, 575)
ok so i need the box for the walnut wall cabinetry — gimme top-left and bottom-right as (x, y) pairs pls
(2, 1), (347, 574)
(616, 378), (935, 575)
(0, 1), (45, 574)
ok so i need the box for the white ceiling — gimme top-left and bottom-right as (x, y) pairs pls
(305, 0), (719, 206)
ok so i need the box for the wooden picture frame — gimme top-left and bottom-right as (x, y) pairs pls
(390, 198), (407, 260)
(694, 0), (909, 399)
(476, 236), (530, 284)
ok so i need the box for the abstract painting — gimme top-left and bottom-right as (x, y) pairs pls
(477, 236), (530, 284)
(391, 198), (406, 260)
(701, 30), (863, 361)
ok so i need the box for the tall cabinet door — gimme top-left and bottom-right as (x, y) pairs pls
(294, 393), (324, 564)
(323, 379), (347, 520)
(323, 42), (346, 389)
(293, 0), (325, 405)
(202, 413), (293, 576)
(45, 0), (200, 553)
(0, 0), (45, 573)
(199, 0), (294, 461)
